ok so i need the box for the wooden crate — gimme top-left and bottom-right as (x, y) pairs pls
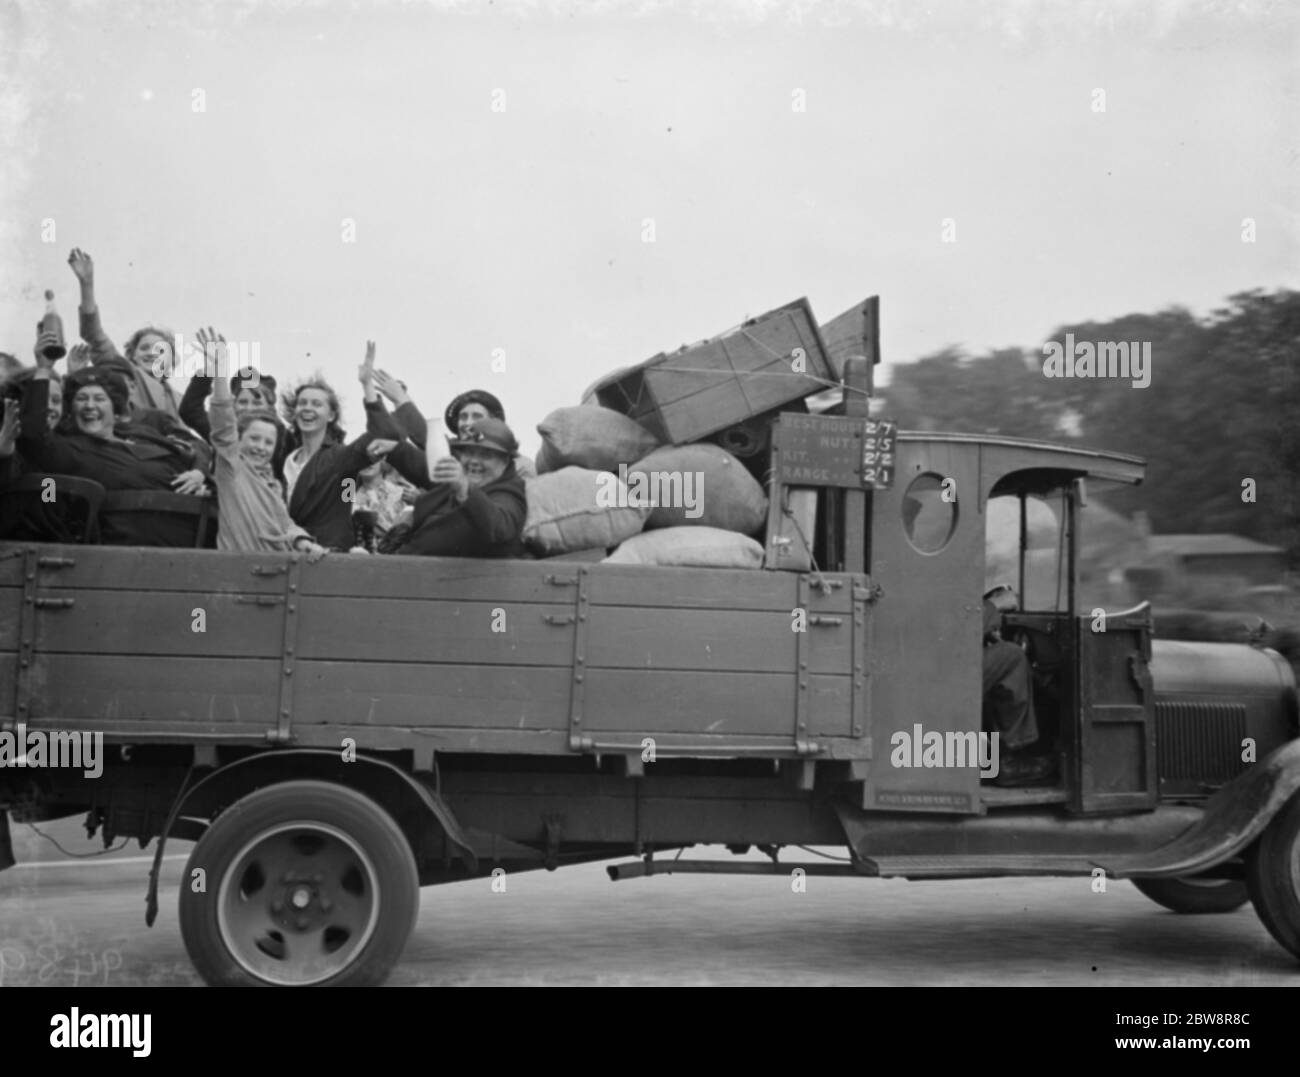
(589, 297), (834, 444)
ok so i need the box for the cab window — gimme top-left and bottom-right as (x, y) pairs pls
(986, 489), (1070, 613)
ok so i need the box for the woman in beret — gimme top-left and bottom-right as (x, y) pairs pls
(444, 389), (535, 479)
(17, 352), (209, 546)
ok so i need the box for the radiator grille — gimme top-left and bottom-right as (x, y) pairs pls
(1155, 700), (1248, 783)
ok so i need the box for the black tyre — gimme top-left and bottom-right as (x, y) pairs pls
(1131, 876), (1250, 915)
(1246, 791), (1300, 962)
(179, 781), (419, 986)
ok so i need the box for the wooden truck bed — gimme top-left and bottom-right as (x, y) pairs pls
(0, 544), (869, 764)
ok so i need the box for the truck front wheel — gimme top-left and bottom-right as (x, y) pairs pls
(178, 781), (419, 986)
(1131, 876), (1249, 914)
(1245, 791), (1300, 962)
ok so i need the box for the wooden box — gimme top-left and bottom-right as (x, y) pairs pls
(589, 297), (834, 445)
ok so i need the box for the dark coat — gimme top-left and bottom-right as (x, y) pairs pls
(16, 377), (202, 546)
(399, 466), (526, 558)
(286, 436), (373, 550)
(363, 399), (430, 490)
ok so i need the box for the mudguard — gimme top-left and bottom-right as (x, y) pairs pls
(144, 749), (477, 926)
(1105, 738), (1300, 878)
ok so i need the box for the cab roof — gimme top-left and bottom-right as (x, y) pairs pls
(899, 431), (1146, 486)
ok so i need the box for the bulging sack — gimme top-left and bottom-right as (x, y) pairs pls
(533, 439), (559, 475)
(626, 444), (767, 534)
(604, 526), (765, 569)
(523, 466), (651, 555)
(537, 406), (661, 472)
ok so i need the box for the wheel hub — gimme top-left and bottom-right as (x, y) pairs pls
(215, 822), (381, 986)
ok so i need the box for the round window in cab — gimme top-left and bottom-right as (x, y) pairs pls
(901, 472), (958, 554)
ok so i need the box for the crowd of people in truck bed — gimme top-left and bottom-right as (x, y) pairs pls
(1, 249), (536, 558)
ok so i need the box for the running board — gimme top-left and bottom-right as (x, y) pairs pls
(856, 854), (1106, 878)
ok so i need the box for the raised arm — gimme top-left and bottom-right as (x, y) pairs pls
(373, 369), (428, 449)
(201, 329), (238, 454)
(67, 248), (125, 367)
(179, 373), (214, 442)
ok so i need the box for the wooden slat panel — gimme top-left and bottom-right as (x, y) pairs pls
(818, 297), (880, 380)
(586, 607), (850, 674)
(294, 597), (577, 666)
(29, 655), (279, 729)
(589, 564), (853, 612)
(807, 674), (853, 738)
(645, 310), (830, 408)
(0, 654), (14, 716)
(33, 592), (284, 657)
(302, 555), (579, 603)
(292, 661), (572, 729)
(651, 373), (805, 441)
(589, 565), (795, 611)
(0, 586), (18, 650)
(0, 551), (26, 587)
(9, 546), (288, 594)
(582, 669), (794, 736)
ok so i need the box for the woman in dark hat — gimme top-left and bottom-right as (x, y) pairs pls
(395, 416), (526, 558)
(16, 357), (209, 546)
(444, 389), (535, 479)
(444, 389), (505, 438)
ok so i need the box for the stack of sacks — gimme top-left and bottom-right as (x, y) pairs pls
(522, 466), (651, 556)
(603, 443), (769, 569)
(523, 407), (661, 556)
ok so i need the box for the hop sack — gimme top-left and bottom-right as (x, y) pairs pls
(537, 406), (660, 472)
(626, 444), (767, 534)
(523, 466), (651, 555)
(604, 526), (764, 569)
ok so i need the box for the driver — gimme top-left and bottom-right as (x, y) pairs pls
(982, 589), (1055, 785)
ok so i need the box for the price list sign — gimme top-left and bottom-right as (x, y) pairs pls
(773, 414), (897, 489)
(862, 418), (897, 488)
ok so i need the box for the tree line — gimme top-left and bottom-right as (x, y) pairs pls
(879, 288), (1300, 564)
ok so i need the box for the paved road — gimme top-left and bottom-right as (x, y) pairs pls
(5, 816), (1294, 983)
(0, 817), (1295, 987)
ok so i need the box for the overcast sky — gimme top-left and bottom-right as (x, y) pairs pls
(3, 0), (1296, 451)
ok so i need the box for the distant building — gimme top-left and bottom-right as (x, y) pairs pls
(1127, 533), (1288, 591)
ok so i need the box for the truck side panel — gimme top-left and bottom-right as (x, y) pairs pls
(1, 545), (866, 762)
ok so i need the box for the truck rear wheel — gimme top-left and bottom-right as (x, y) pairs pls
(179, 781), (419, 986)
(1245, 791), (1300, 962)
(1131, 876), (1249, 914)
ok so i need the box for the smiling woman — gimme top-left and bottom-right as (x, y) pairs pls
(393, 416), (527, 559)
(207, 353), (325, 559)
(15, 363), (209, 546)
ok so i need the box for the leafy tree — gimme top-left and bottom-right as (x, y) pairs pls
(878, 289), (1300, 563)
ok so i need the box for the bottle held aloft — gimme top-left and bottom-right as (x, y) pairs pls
(37, 290), (67, 361)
